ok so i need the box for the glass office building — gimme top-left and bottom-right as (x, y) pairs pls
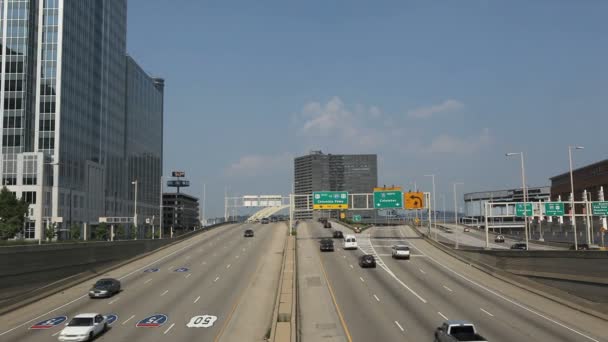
(0, 0), (164, 240)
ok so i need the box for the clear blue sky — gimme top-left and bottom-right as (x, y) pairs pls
(127, 0), (607, 217)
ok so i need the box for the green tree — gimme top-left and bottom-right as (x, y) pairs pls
(45, 224), (57, 241)
(70, 223), (81, 240)
(114, 224), (124, 240)
(144, 225), (152, 239)
(0, 187), (29, 240)
(129, 226), (137, 240)
(95, 223), (108, 241)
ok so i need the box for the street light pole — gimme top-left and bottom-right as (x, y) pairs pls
(453, 182), (464, 225)
(424, 174), (436, 239)
(132, 180), (138, 240)
(506, 152), (528, 250)
(569, 146), (584, 250)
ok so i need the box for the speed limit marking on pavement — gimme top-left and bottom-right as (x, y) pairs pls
(186, 315), (218, 328)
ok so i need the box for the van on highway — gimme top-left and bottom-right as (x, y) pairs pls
(343, 235), (358, 250)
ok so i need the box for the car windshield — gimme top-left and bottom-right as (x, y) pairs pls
(451, 325), (475, 334)
(94, 280), (113, 287)
(395, 246), (409, 251)
(68, 318), (93, 327)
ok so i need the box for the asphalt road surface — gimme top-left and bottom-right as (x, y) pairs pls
(0, 222), (286, 342)
(307, 222), (606, 342)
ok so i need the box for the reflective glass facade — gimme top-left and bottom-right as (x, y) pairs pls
(0, 0), (163, 239)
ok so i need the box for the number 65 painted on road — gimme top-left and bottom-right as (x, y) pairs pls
(186, 315), (218, 328)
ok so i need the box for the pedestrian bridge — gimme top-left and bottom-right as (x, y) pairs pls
(247, 205), (289, 222)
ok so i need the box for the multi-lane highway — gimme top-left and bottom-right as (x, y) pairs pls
(0, 222), (286, 342)
(300, 221), (606, 342)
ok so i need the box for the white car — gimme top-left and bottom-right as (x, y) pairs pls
(343, 235), (358, 250)
(391, 245), (411, 259)
(58, 313), (107, 342)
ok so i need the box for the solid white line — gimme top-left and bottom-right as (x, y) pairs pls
(374, 294), (380, 302)
(419, 268), (426, 274)
(161, 290), (168, 296)
(406, 237), (602, 342)
(480, 308), (494, 317)
(443, 285), (453, 292)
(185, 273), (192, 279)
(394, 321), (405, 332)
(194, 296), (201, 304)
(227, 264), (231, 269)
(163, 323), (175, 335)
(438, 312), (449, 320)
(108, 297), (120, 304)
(122, 315), (135, 325)
(214, 276), (220, 282)
(52, 331), (60, 336)
(360, 244), (427, 304)
(359, 277), (365, 283)
(144, 279), (152, 284)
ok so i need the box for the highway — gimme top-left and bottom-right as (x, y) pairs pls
(302, 221), (606, 342)
(428, 223), (563, 250)
(0, 222), (287, 342)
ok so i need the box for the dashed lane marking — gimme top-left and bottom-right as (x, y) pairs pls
(394, 321), (405, 332)
(438, 312), (449, 320)
(481, 308), (494, 317)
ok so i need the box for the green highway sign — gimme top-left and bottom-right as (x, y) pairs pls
(544, 202), (565, 216)
(515, 203), (533, 217)
(313, 191), (348, 210)
(353, 215), (362, 222)
(374, 191), (403, 209)
(592, 201), (608, 216)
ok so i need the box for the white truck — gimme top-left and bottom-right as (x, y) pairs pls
(435, 321), (488, 342)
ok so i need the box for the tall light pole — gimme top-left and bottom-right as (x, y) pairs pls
(132, 180), (138, 240)
(439, 194), (446, 223)
(453, 182), (464, 225)
(506, 152), (528, 250)
(424, 174), (436, 237)
(568, 146), (584, 250)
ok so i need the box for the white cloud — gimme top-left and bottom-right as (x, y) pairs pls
(226, 153), (292, 177)
(410, 128), (492, 155)
(294, 97), (386, 150)
(407, 99), (464, 119)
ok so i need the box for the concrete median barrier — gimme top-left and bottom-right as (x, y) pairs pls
(270, 235), (296, 342)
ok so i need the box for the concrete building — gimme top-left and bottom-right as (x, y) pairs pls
(293, 151), (377, 219)
(0, 0), (163, 240)
(463, 187), (550, 221)
(162, 193), (199, 235)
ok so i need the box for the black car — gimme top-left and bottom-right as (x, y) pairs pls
(494, 235), (505, 243)
(358, 254), (376, 268)
(332, 230), (344, 239)
(244, 229), (254, 237)
(89, 278), (121, 298)
(324, 221), (332, 229)
(318, 218), (327, 223)
(320, 238), (334, 252)
(510, 243), (527, 250)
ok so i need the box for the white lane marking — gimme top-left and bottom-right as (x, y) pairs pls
(343, 255), (346, 258)
(405, 237), (602, 342)
(226, 264), (231, 269)
(122, 315), (135, 325)
(438, 312), (449, 320)
(185, 273), (192, 279)
(374, 294), (380, 302)
(360, 239), (428, 304)
(419, 268), (426, 274)
(161, 290), (169, 296)
(168, 265), (175, 271)
(164, 323), (175, 335)
(481, 308), (494, 317)
(202, 261), (207, 265)
(194, 296), (201, 304)
(144, 278), (152, 284)
(0, 233), (209, 337)
(214, 276), (220, 282)
(443, 285), (453, 292)
(394, 321), (405, 332)
(235, 255), (239, 259)
(349, 264), (354, 269)
(52, 331), (60, 337)
(359, 277), (365, 283)
(108, 297), (120, 304)
(213, 253), (217, 256)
